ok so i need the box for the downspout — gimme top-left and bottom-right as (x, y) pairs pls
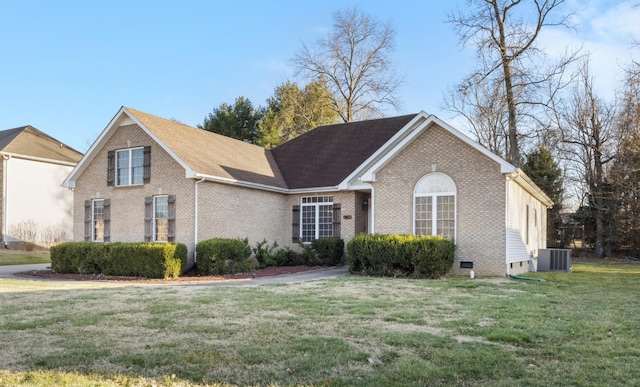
(505, 171), (519, 276)
(2, 155), (9, 248)
(193, 177), (205, 265)
(369, 186), (375, 233)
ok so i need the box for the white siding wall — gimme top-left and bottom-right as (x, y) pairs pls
(506, 178), (547, 274)
(5, 157), (74, 244)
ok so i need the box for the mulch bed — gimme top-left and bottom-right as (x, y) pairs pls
(14, 265), (323, 283)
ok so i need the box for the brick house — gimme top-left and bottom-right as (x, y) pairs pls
(0, 125), (83, 248)
(63, 106), (552, 276)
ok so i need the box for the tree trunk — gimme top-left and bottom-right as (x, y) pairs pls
(503, 62), (520, 166)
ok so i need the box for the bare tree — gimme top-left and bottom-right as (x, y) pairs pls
(555, 60), (616, 258)
(607, 62), (640, 256)
(9, 220), (39, 251)
(292, 7), (402, 122)
(448, 0), (576, 166)
(444, 74), (509, 157)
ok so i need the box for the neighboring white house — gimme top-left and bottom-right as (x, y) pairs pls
(0, 126), (83, 248)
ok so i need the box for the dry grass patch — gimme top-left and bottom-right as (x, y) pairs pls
(1, 261), (639, 386)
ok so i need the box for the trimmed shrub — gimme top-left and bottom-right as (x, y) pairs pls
(196, 238), (253, 275)
(311, 237), (344, 265)
(51, 242), (108, 274)
(50, 242), (187, 279)
(272, 247), (299, 266)
(346, 234), (454, 279)
(252, 239), (278, 268)
(104, 242), (185, 278)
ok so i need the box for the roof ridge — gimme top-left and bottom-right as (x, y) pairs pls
(0, 126), (27, 151)
(124, 106), (272, 152)
(124, 107), (289, 189)
(19, 125), (84, 155)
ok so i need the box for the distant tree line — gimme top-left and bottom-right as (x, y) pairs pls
(198, 2), (640, 258)
(447, 0), (640, 258)
(199, 7), (401, 148)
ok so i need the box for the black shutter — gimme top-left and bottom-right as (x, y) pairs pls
(103, 199), (111, 243)
(144, 196), (153, 242)
(84, 200), (92, 241)
(107, 151), (115, 186)
(168, 195), (176, 242)
(292, 205), (300, 243)
(143, 146), (151, 184)
(333, 203), (341, 238)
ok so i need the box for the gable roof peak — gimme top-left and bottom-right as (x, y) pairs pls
(271, 113), (421, 189)
(0, 125), (82, 164)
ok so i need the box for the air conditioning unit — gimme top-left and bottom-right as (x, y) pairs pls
(537, 249), (571, 272)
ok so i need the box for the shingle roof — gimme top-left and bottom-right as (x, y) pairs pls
(124, 108), (418, 190)
(125, 107), (288, 189)
(271, 114), (418, 189)
(0, 125), (82, 164)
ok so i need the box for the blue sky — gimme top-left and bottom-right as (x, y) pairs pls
(1, 0), (638, 153)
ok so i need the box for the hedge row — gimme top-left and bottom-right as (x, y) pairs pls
(346, 234), (454, 278)
(50, 242), (188, 279)
(198, 237), (346, 273)
(196, 238), (253, 275)
(251, 237), (345, 268)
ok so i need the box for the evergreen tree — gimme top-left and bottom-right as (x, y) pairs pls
(258, 79), (338, 148)
(522, 147), (564, 246)
(198, 97), (263, 144)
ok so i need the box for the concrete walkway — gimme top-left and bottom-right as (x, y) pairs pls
(0, 263), (51, 278)
(0, 263), (350, 286)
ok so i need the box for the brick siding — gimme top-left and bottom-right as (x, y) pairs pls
(372, 124), (507, 276)
(73, 124), (196, 262)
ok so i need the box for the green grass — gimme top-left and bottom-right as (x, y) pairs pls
(0, 250), (50, 265)
(0, 260), (639, 386)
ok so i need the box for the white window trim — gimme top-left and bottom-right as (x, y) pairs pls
(92, 199), (104, 243)
(413, 173), (457, 240)
(153, 195), (169, 242)
(115, 147), (144, 187)
(300, 195), (334, 243)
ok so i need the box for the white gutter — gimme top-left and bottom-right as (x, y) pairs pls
(370, 186), (376, 233)
(192, 173), (342, 194)
(0, 151), (78, 167)
(193, 177), (205, 264)
(504, 171), (519, 276)
(512, 168), (554, 208)
(2, 155), (9, 247)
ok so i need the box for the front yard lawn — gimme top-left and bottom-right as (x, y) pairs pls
(0, 259), (638, 386)
(0, 249), (50, 266)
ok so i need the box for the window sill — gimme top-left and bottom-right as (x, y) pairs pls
(114, 183), (145, 188)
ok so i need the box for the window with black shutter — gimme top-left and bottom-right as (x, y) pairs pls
(144, 196), (153, 242)
(168, 195), (176, 242)
(145, 195), (176, 242)
(292, 205), (300, 243)
(333, 203), (341, 238)
(84, 200), (92, 241)
(103, 199), (111, 243)
(143, 146), (151, 184)
(297, 196), (339, 242)
(107, 151), (115, 186)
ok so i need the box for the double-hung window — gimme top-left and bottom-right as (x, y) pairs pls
(414, 173), (456, 239)
(116, 147), (144, 186)
(154, 196), (169, 242)
(145, 195), (175, 242)
(300, 196), (334, 243)
(85, 199), (110, 242)
(92, 199), (105, 242)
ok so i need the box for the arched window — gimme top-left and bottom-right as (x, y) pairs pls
(414, 173), (456, 239)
